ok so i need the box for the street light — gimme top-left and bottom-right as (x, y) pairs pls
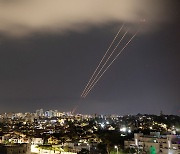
(87, 143), (90, 152)
(114, 145), (118, 154)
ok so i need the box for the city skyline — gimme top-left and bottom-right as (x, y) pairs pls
(0, 108), (173, 117)
(1, 106), (179, 153)
(0, 0), (179, 115)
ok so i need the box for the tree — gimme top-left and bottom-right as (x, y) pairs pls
(95, 130), (124, 154)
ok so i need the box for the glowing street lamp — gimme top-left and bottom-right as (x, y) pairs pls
(128, 129), (131, 133)
(114, 145), (119, 154)
(87, 143), (90, 152)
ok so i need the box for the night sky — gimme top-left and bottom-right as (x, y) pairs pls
(0, 0), (179, 115)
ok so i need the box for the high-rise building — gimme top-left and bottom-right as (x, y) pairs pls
(36, 109), (44, 117)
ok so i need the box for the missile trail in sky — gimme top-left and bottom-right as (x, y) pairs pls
(82, 30), (128, 97)
(83, 29), (139, 98)
(81, 24), (124, 97)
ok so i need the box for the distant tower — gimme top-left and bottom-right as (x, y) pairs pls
(39, 109), (44, 117)
(36, 109), (44, 117)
